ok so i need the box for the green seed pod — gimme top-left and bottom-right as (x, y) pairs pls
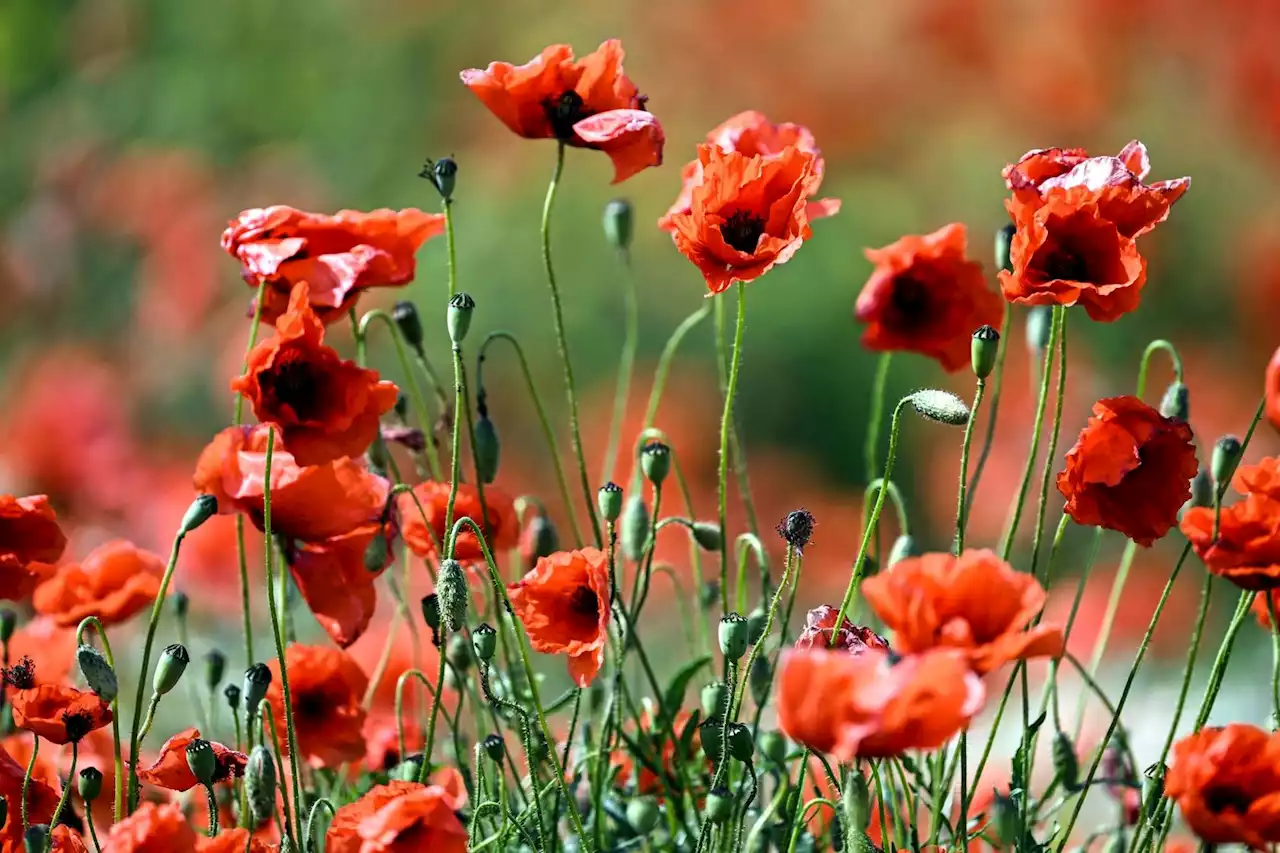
(691, 521), (722, 552)
(473, 414), (501, 484)
(718, 613), (749, 661)
(725, 722), (753, 763)
(603, 198), (634, 251)
(246, 745), (277, 826)
(1025, 305), (1053, 354)
(421, 594), (442, 646)
(23, 825), (48, 853)
(910, 389), (971, 427)
(392, 754), (424, 782)
(700, 681), (729, 721)
(526, 514), (559, 564)
(746, 606), (768, 646)
(482, 733), (505, 765)
(749, 655), (771, 707)
(180, 494), (218, 535)
(887, 534), (917, 568)
(1212, 435), (1243, 489)
(392, 300), (425, 355)
(447, 293), (475, 345)
(640, 441), (671, 487)
(841, 771), (872, 832)
(1052, 730), (1080, 790)
(223, 684), (241, 713)
(1160, 381), (1189, 423)
(203, 650), (226, 694)
(171, 591), (190, 620)
(705, 787), (733, 824)
(431, 157), (458, 201)
(758, 731), (788, 765)
(598, 482), (623, 524)
(995, 222), (1016, 273)
(446, 632), (472, 673)
(242, 664), (272, 715)
(777, 508), (815, 550)
(153, 643), (189, 696)
(971, 325), (1000, 380)
(0, 609), (15, 644)
(990, 791), (1022, 848)
(78, 767), (103, 803)
(185, 738), (217, 787)
(699, 720), (723, 764)
(77, 645), (118, 702)
(437, 559), (469, 634)
(626, 795), (660, 834)
(473, 623), (497, 663)
(620, 494), (650, 562)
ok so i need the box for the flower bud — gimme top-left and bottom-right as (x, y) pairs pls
(719, 613), (749, 661)
(699, 581), (720, 611)
(725, 722), (753, 763)
(446, 633), (472, 673)
(691, 521), (722, 552)
(525, 514), (559, 564)
(700, 681), (729, 721)
(598, 482), (623, 524)
(394, 393), (409, 421)
(246, 745), (277, 826)
(626, 795), (660, 834)
(1212, 435), (1243, 489)
(224, 684), (241, 711)
(970, 325), (1000, 380)
(1186, 467), (1213, 512)
(421, 594), (442, 646)
(749, 655), (771, 707)
(392, 754), (424, 782)
(78, 766), (103, 802)
(910, 389), (971, 426)
(887, 534), (917, 568)
(640, 441), (671, 486)
(1053, 730), (1080, 791)
(77, 645), (118, 702)
(447, 293), (475, 345)
(473, 412), (501, 485)
(777, 509), (815, 551)
(746, 606), (768, 646)
(391, 300), (426, 356)
(603, 198), (633, 251)
(620, 495), (650, 562)
(990, 791), (1022, 848)
(473, 623), (497, 663)
(243, 664), (272, 714)
(482, 733), (505, 765)
(758, 731), (788, 765)
(171, 591), (190, 620)
(1142, 762), (1166, 815)
(1025, 306), (1053, 354)
(23, 825), (48, 853)
(0, 609), (15, 645)
(995, 222), (1016, 272)
(429, 157), (458, 201)
(180, 494), (218, 535)
(705, 787), (733, 824)
(842, 772), (872, 832)
(153, 643), (189, 695)
(203, 650), (226, 694)
(437, 559), (469, 634)
(185, 738), (217, 787)
(363, 530), (390, 572)
(1160, 381), (1189, 423)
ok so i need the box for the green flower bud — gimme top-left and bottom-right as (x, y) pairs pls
(446, 633), (472, 673)
(746, 606), (768, 646)
(394, 393), (409, 421)
(482, 733), (505, 765)
(473, 623), (497, 663)
(1212, 435), (1243, 489)
(243, 664), (272, 714)
(718, 613), (749, 661)
(725, 722), (753, 763)
(392, 754), (424, 782)
(699, 581), (720, 611)
(78, 767), (103, 803)
(392, 300), (425, 355)
(421, 594), (442, 646)
(1160, 381), (1189, 423)
(180, 494), (218, 535)
(887, 534), (917, 568)
(995, 222), (1016, 273)
(700, 681), (729, 721)
(990, 791), (1022, 848)
(203, 650), (226, 694)
(437, 559), (469, 634)
(841, 771), (872, 832)
(777, 508), (815, 551)
(0, 609), (15, 645)
(758, 731), (788, 765)
(603, 198), (633, 251)
(749, 655), (771, 707)
(691, 521), (722, 552)
(364, 529), (391, 571)
(224, 684), (241, 711)
(471, 414), (501, 485)
(1053, 730), (1079, 791)
(1025, 306), (1053, 354)
(185, 738), (217, 787)
(910, 389), (971, 426)
(153, 643), (189, 695)
(171, 591), (190, 620)
(971, 325), (1000, 380)
(526, 514), (559, 564)
(77, 645), (118, 702)
(627, 795), (660, 834)
(598, 482), (623, 524)
(620, 495), (650, 562)
(1142, 762), (1166, 815)
(447, 293), (475, 345)
(1187, 467), (1213, 511)
(246, 745), (277, 826)
(705, 787), (733, 824)
(640, 441), (671, 486)
(23, 825), (48, 853)
(426, 157), (458, 201)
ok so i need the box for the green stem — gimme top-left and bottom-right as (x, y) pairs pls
(443, 340), (466, 539)
(965, 301), (1011, 515)
(714, 293), (762, 553)
(1190, 590), (1256, 732)
(74, 618), (124, 823)
(21, 734), (36, 831)
(865, 353), (892, 480)
(1270, 595), (1280, 725)
(305, 798), (336, 853)
(444, 197), (457, 300)
(203, 783), (218, 837)
(955, 379), (986, 553)
(641, 303), (713, 432)
(716, 283), (748, 617)
(601, 250), (638, 485)
(233, 277), (268, 670)
(137, 693), (161, 743)
(357, 310), (444, 480)
(418, 635), (450, 780)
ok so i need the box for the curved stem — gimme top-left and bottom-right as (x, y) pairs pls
(734, 533), (768, 614)
(955, 380), (987, 553)
(1135, 339), (1184, 398)
(305, 798), (336, 853)
(75, 617), (124, 823)
(965, 301), (1011, 516)
(359, 310), (444, 480)
(21, 734), (36, 831)
(862, 478), (911, 541)
(641, 303), (713, 433)
(716, 284), (747, 617)
(865, 353), (893, 480)
(601, 250), (638, 485)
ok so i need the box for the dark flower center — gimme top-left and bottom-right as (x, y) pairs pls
(3, 656), (36, 689)
(888, 275), (933, 328)
(1203, 783), (1253, 815)
(216, 753), (244, 782)
(1039, 245), (1091, 283)
(544, 90), (590, 140)
(262, 356), (322, 420)
(569, 585), (600, 623)
(62, 710), (94, 743)
(296, 691), (326, 721)
(721, 211), (766, 254)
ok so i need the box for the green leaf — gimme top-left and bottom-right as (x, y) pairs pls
(660, 654), (712, 727)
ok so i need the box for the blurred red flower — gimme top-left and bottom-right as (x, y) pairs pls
(196, 829), (276, 853)
(221, 206), (445, 325)
(33, 539), (164, 627)
(101, 802), (199, 853)
(364, 713), (422, 773)
(1165, 723), (1280, 848)
(232, 283), (398, 467)
(325, 780), (467, 853)
(1058, 396), (1197, 546)
(398, 481), (517, 565)
(461, 40), (663, 184)
(288, 520), (392, 648)
(0, 742), (59, 853)
(1267, 346), (1280, 434)
(1183, 456), (1280, 589)
(136, 728), (246, 792)
(10, 684), (112, 744)
(793, 605), (888, 654)
(508, 548), (610, 687)
(855, 223), (1003, 372)
(47, 827), (88, 852)
(265, 644), (368, 768)
(0, 494), (65, 603)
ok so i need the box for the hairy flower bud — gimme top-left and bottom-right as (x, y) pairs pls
(749, 655), (771, 707)
(1212, 435), (1243, 489)
(392, 300), (425, 356)
(243, 664), (272, 715)
(1025, 305), (1053, 354)
(700, 681), (729, 721)
(758, 731), (788, 765)
(447, 293), (475, 345)
(77, 645), (118, 702)
(246, 745), (277, 826)
(718, 613), (749, 661)
(746, 606), (768, 646)
(473, 414), (501, 484)
(526, 514), (559, 564)
(185, 738), (217, 787)
(691, 521), (722, 552)
(1186, 467), (1213, 512)
(603, 198), (634, 251)
(842, 772), (872, 831)
(446, 633), (472, 673)
(990, 791), (1022, 848)
(598, 482), (623, 524)
(154, 644), (189, 696)
(1053, 730), (1080, 791)
(627, 796), (660, 834)
(203, 650), (226, 694)
(180, 494), (218, 535)
(621, 495), (650, 562)
(910, 389), (971, 426)
(705, 788), (732, 824)
(1160, 381), (1189, 423)
(437, 559), (469, 634)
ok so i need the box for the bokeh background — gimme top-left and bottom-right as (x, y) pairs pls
(5, 0), (1280, 785)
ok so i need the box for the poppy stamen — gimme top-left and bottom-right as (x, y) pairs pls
(62, 709), (94, 743)
(261, 357), (322, 421)
(888, 276), (932, 328)
(544, 90), (589, 140)
(1203, 784), (1253, 815)
(3, 655), (36, 689)
(569, 585), (600, 623)
(720, 210), (766, 254)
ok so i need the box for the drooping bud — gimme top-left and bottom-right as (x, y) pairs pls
(699, 581), (720, 611)
(472, 414), (501, 484)
(203, 650), (226, 694)
(447, 293), (475, 345)
(525, 514), (559, 564)
(626, 796), (660, 834)
(603, 199), (634, 251)
(777, 509), (815, 551)
(971, 325), (1000, 380)
(758, 731), (788, 765)
(180, 494), (219, 535)
(78, 767), (103, 802)
(1160, 381), (1189, 423)
(990, 791), (1022, 848)
(246, 745), (277, 826)
(223, 684), (241, 712)
(391, 300), (426, 356)
(0, 609), (15, 645)
(185, 738), (217, 787)
(746, 606), (767, 646)
(482, 733), (505, 765)
(1212, 435), (1243, 489)
(171, 591), (190, 620)
(749, 655), (771, 707)
(910, 389), (971, 426)
(153, 643), (189, 695)
(473, 623), (497, 663)
(705, 788), (733, 824)
(725, 722), (753, 763)
(242, 664), (272, 714)
(718, 613), (749, 661)
(691, 522), (722, 552)
(1025, 306), (1053, 354)
(421, 595), (442, 646)
(1186, 467), (1213, 511)
(364, 530), (390, 572)
(841, 772), (872, 832)
(700, 681), (729, 721)
(1052, 730), (1080, 791)
(23, 825), (48, 853)
(446, 633), (472, 673)
(640, 441), (671, 487)
(887, 534), (917, 567)
(598, 483), (623, 524)
(437, 559), (469, 634)
(394, 393), (409, 421)
(620, 495), (650, 561)
(77, 645), (118, 702)
(995, 222), (1016, 273)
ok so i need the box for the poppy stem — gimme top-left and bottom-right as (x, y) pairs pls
(964, 300), (1011, 520)
(954, 378), (987, 553)
(20, 734), (36, 831)
(1135, 339), (1184, 396)
(715, 284), (748, 618)
(419, 632), (450, 782)
(304, 797), (335, 851)
(540, 142), (603, 549)
(47, 742), (76, 832)
(259, 697), (294, 842)
(74, 617), (125, 824)
(232, 278), (269, 673)
(202, 782), (218, 837)
(601, 247), (638, 486)
(864, 352), (893, 480)
(714, 287), (762, 582)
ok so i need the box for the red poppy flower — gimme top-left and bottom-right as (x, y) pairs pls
(507, 548), (610, 687)
(1, 742), (59, 853)
(0, 734), (59, 792)
(101, 802), (199, 853)
(793, 605), (889, 654)
(326, 780), (467, 853)
(658, 111), (840, 232)
(460, 40), (663, 184)
(1165, 724), (1280, 848)
(196, 829), (276, 853)
(48, 827), (89, 853)
(1267, 346), (1280, 434)
(669, 143), (821, 293)
(364, 713), (422, 773)
(0, 494), (66, 603)
(265, 645), (368, 768)
(861, 549), (1064, 673)
(398, 481), (517, 565)
(288, 520), (391, 649)
(776, 648), (984, 760)
(136, 728), (246, 792)
(231, 283), (398, 467)
(1183, 457), (1280, 590)
(855, 223), (1004, 371)
(32, 540), (164, 628)
(221, 206), (445, 325)
(10, 684), (112, 744)
(1058, 396), (1198, 546)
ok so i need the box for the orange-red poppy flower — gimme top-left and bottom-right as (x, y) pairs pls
(232, 283), (398, 467)
(326, 780), (467, 853)
(1058, 396), (1198, 546)
(1255, 590), (1280, 630)
(287, 520), (391, 648)
(10, 684), (112, 744)
(32, 540), (164, 628)
(265, 644), (368, 768)
(48, 827), (89, 853)
(855, 223), (1004, 371)
(507, 548), (610, 687)
(861, 549), (1064, 673)
(1183, 457), (1280, 590)
(1, 742), (59, 853)
(0, 494), (65, 603)
(669, 143), (820, 294)
(364, 714), (422, 773)
(0, 735), (59, 792)
(1268, 347), (1280, 435)
(398, 481), (517, 565)
(136, 728), (246, 792)
(658, 111), (840, 232)
(793, 605), (889, 654)
(196, 829), (276, 853)
(101, 802), (199, 853)
(776, 647), (983, 760)
(5, 618), (75, 686)
(222, 205), (445, 325)
(1165, 724), (1280, 848)
(460, 40), (663, 184)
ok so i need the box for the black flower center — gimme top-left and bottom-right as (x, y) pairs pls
(1040, 246), (1091, 283)
(544, 90), (590, 140)
(62, 710), (94, 743)
(262, 357), (322, 420)
(3, 656), (36, 689)
(888, 275), (932, 328)
(569, 585), (599, 623)
(721, 211), (766, 254)
(1203, 783), (1253, 815)
(296, 691), (326, 721)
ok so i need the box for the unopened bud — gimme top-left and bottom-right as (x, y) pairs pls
(887, 534), (917, 567)
(185, 738), (217, 787)
(910, 389), (970, 426)
(78, 767), (103, 802)
(1212, 435), (1243, 489)
(691, 522), (722, 552)
(446, 633), (472, 673)
(392, 754), (424, 782)
(364, 531), (390, 571)
(203, 650), (226, 694)
(224, 684), (241, 711)
(394, 393), (409, 421)
(758, 731), (788, 765)
(1160, 381), (1189, 422)
(77, 645), (118, 702)
(640, 441), (671, 486)
(718, 613), (749, 661)
(996, 222), (1016, 273)
(482, 733), (505, 765)
(391, 300), (425, 356)
(172, 591), (190, 620)
(699, 581), (720, 611)
(777, 509), (815, 551)
(603, 199), (634, 251)
(725, 722), (753, 763)
(180, 494), (219, 535)
(526, 514), (559, 564)
(243, 664), (272, 714)
(627, 795), (660, 834)
(749, 655), (771, 707)
(842, 772), (872, 831)
(1025, 306), (1053, 354)
(991, 791), (1022, 848)
(153, 644), (189, 695)
(23, 825), (48, 853)
(700, 681), (729, 721)
(473, 623), (497, 663)
(705, 787), (733, 824)
(246, 745), (277, 826)
(598, 483), (623, 524)
(621, 495), (650, 562)
(437, 559), (469, 634)
(422, 595), (442, 646)
(1187, 468), (1213, 512)
(1053, 730), (1080, 791)
(426, 157), (458, 201)
(0, 609), (15, 645)
(746, 607), (768, 646)
(447, 293), (475, 345)
(473, 415), (501, 485)
(971, 325), (1000, 380)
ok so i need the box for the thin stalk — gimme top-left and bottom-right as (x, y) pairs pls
(716, 283), (748, 617)
(865, 353), (892, 480)
(233, 278), (268, 669)
(601, 249), (638, 484)
(357, 310), (444, 480)
(74, 617), (124, 823)
(955, 379), (987, 553)
(443, 340), (466, 540)
(965, 301), (1011, 514)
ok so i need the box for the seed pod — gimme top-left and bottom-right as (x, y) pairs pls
(1160, 381), (1189, 422)
(842, 771), (872, 831)
(725, 722), (753, 763)
(640, 441), (671, 486)
(447, 293), (475, 345)
(203, 650), (226, 694)
(482, 733), (505, 765)
(776, 509), (815, 550)
(180, 494), (218, 535)
(246, 745), (277, 826)
(78, 767), (104, 802)
(718, 613), (749, 661)
(910, 389), (971, 426)
(77, 645), (118, 702)
(0, 609), (15, 644)
(749, 655), (771, 707)
(224, 684), (241, 712)
(758, 731), (788, 765)
(971, 325), (1000, 380)
(171, 591), (190, 620)
(691, 522), (722, 552)
(620, 495), (650, 562)
(243, 664), (272, 714)
(626, 795), (660, 834)
(185, 738), (217, 787)
(603, 199), (634, 251)
(473, 623), (497, 663)
(700, 681), (729, 721)
(887, 534), (917, 568)
(446, 633), (472, 673)
(704, 787), (732, 824)
(1212, 435), (1243, 489)
(153, 644), (189, 695)
(473, 414), (501, 484)
(437, 559), (469, 634)
(995, 222), (1016, 273)
(598, 483), (623, 524)
(1025, 305), (1053, 354)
